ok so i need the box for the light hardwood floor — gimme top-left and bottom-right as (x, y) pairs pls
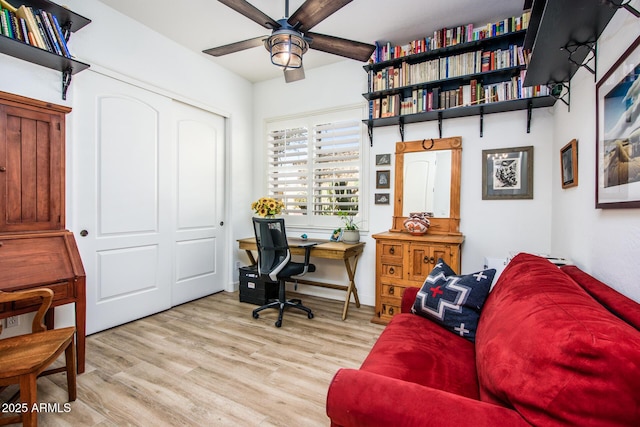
(1, 291), (384, 426)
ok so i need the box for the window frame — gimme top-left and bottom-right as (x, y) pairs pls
(263, 104), (368, 232)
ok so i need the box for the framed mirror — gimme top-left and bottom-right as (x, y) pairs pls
(392, 137), (462, 235)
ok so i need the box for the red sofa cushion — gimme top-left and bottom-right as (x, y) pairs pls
(476, 253), (640, 426)
(561, 264), (640, 330)
(360, 313), (480, 399)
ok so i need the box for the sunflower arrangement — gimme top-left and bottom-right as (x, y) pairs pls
(251, 197), (285, 217)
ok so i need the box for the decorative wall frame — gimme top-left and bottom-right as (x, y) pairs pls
(560, 139), (578, 189)
(596, 35), (640, 209)
(376, 170), (390, 188)
(374, 193), (390, 204)
(482, 146), (533, 200)
(375, 153), (391, 166)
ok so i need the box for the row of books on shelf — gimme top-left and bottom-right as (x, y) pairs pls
(369, 44), (530, 93)
(371, 10), (531, 63)
(368, 73), (551, 119)
(0, 0), (71, 58)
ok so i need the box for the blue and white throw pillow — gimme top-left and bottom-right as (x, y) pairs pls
(411, 259), (495, 342)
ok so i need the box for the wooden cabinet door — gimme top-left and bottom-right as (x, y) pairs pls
(408, 243), (452, 283)
(0, 104), (65, 232)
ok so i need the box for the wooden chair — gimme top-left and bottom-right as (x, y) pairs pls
(0, 288), (76, 427)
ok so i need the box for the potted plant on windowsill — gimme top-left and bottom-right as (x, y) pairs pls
(339, 212), (360, 244)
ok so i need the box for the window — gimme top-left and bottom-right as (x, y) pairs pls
(265, 106), (365, 229)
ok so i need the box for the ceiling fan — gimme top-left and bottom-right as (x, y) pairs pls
(203, 0), (376, 82)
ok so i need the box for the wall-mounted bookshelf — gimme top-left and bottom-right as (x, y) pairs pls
(0, 0), (91, 99)
(362, 11), (556, 144)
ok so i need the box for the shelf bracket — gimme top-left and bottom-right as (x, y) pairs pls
(62, 22), (72, 42)
(62, 68), (72, 101)
(479, 106), (484, 138)
(438, 112), (443, 139)
(562, 40), (597, 81)
(549, 81), (571, 112)
(398, 118), (405, 142)
(367, 123), (373, 147)
(605, 0), (640, 17)
(526, 100), (532, 134)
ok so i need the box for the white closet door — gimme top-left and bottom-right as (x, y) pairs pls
(73, 72), (226, 334)
(171, 100), (226, 306)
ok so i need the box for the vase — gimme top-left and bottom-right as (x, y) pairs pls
(403, 212), (432, 236)
(341, 229), (360, 244)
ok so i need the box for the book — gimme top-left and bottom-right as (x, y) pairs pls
(39, 10), (62, 55)
(33, 12), (53, 52)
(0, 0), (15, 13)
(19, 16), (29, 44)
(16, 5), (44, 49)
(0, 9), (10, 38)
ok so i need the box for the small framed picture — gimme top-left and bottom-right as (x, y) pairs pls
(482, 146), (533, 200)
(330, 228), (342, 241)
(374, 193), (390, 204)
(376, 170), (390, 189)
(375, 153), (391, 166)
(560, 139), (578, 189)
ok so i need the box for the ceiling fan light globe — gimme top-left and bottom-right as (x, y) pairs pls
(265, 31), (307, 69)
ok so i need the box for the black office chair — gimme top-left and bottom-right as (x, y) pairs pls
(251, 217), (316, 327)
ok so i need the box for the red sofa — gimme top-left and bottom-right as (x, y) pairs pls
(326, 253), (640, 426)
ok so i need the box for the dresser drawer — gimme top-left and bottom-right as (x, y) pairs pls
(380, 263), (403, 280)
(381, 283), (405, 298)
(12, 281), (73, 310)
(380, 302), (401, 321)
(379, 242), (403, 260)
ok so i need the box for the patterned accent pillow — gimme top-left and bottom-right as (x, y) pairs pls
(412, 259), (495, 342)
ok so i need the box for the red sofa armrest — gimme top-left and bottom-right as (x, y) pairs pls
(401, 287), (419, 313)
(327, 369), (530, 427)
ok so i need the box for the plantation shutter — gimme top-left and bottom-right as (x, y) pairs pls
(312, 119), (360, 216)
(267, 126), (310, 215)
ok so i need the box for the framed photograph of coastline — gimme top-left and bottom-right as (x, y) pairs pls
(482, 146), (533, 200)
(596, 35), (640, 209)
(560, 139), (578, 189)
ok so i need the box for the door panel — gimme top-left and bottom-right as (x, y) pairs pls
(74, 72), (173, 335)
(172, 101), (225, 306)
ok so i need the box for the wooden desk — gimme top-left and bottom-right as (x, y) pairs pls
(238, 237), (365, 320)
(0, 231), (86, 373)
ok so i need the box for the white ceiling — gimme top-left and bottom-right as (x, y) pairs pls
(96, 0), (526, 83)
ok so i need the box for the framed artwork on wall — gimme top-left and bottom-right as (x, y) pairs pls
(374, 193), (390, 204)
(596, 35), (640, 209)
(375, 153), (391, 166)
(560, 139), (578, 189)
(482, 146), (533, 200)
(376, 170), (390, 188)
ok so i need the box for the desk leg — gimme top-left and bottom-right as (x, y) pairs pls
(342, 253), (361, 321)
(245, 250), (256, 266)
(76, 279), (86, 374)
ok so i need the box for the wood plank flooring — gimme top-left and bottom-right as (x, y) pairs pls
(1, 291), (385, 426)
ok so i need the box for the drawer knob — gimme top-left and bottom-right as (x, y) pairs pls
(389, 267), (395, 275)
(389, 285), (394, 295)
(0, 166), (5, 172)
(389, 247), (395, 255)
(388, 307), (394, 315)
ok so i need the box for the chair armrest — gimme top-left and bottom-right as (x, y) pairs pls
(295, 242), (318, 266)
(327, 369), (529, 427)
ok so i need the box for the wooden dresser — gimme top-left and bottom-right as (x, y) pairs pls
(372, 232), (464, 324)
(0, 91), (86, 373)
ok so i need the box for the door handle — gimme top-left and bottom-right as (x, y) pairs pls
(80, 230), (88, 237)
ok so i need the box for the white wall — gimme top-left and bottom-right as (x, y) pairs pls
(551, 3), (640, 302)
(0, 0), (254, 336)
(253, 61), (555, 307)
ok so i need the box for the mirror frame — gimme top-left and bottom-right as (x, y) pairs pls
(392, 137), (462, 235)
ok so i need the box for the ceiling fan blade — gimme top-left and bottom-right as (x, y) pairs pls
(306, 32), (375, 62)
(218, 0), (280, 29)
(203, 36), (267, 57)
(284, 66), (306, 83)
(288, 0), (353, 31)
